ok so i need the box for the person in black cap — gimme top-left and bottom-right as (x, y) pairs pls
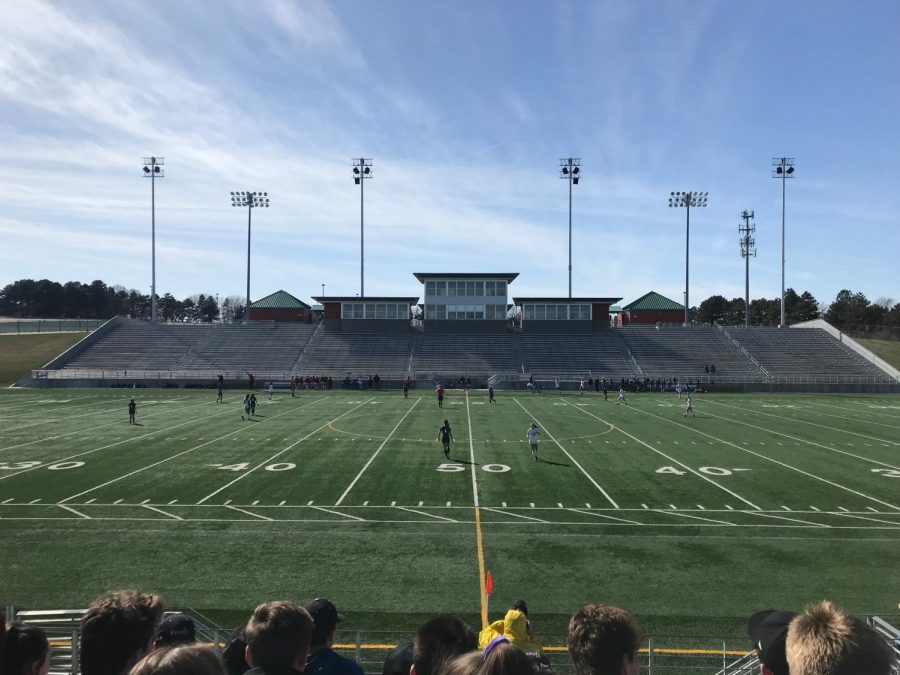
(153, 613), (196, 649)
(304, 599), (363, 675)
(748, 609), (798, 675)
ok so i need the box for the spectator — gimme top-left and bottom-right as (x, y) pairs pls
(154, 614), (196, 649)
(747, 609), (798, 675)
(481, 639), (536, 675)
(1, 623), (50, 675)
(381, 642), (414, 675)
(412, 616), (477, 675)
(222, 627), (250, 675)
(786, 601), (896, 675)
(434, 651), (480, 675)
(81, 590), (164, 675)
(303, 599), (362, 675)
(479, 602), (543, 653)
(244, 601), (314, 675)
(567, 604), (641, 675)
(129, 646), (224, 675)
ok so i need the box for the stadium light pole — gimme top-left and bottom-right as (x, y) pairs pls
(668, 191), (709, 326)
(772, 157), (795, 327)
(142, 157), (164, 323)
(739, 210), (757, 327)
(352, 158), (373, 297)
(230, 191), (270, 322)
(559, 157), (581, 298)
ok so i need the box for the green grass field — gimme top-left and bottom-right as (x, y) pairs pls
(0, 387), (898, 647)
(0, 332), (87, 385)
(857, 337), (900, 369)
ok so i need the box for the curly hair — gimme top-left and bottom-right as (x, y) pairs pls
(81, 591), (164, 675)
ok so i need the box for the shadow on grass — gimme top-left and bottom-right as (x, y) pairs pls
(536, 458), (569, 467)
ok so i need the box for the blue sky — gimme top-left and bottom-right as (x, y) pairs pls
(1, 0), (898, 309)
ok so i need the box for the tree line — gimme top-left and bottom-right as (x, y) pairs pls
(693, 287), (899, 332)
(0, 278), (246, 323)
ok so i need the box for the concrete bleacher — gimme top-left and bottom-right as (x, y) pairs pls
(176, 322), (316, 371)
(299, 332), (412, 376)
(728, 327), (887, 378)
(521, 332), (639, 378)
(619, 325), (760, 378)
(63, 320), (211, 371)
(414, 333), (519, 375)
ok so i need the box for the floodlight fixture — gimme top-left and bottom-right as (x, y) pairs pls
(668, 190), (709, 325)
(352, 158), (373, 296)
(559, 157), (582, 297)
(142, 156), (165, 323)
(230, 190), (271, 319)
(739, 210), (757, 327)
(772, 157), (796, 327)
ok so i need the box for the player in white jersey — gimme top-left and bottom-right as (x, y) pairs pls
(617, 387), (627, 405)
(526, 423), (540, 461)
(684, 394), (695, 417)
(676, 383), (683, 400)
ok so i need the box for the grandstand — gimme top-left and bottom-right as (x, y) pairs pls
(520, 331), (639, 379)
(299, 332), (412, 377)
(414, 333), (519, 377)
(62, 321), (211, 371)
(175, 322), (316, 371)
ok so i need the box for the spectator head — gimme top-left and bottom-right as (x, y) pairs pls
(482, 639), (535, 675)
(786, 601), (896, 675)
(1, 623), (51, 675)
(129, 645), (224, 675)
(511, 601), (528, 618)
(382, 642), (414, 675)
(567, 604), (642, 675)
(747, 609), (798, 675)
(244, 602), (313, 672)
(154, 614), (196, 649)
(412, 616), (477, 675)
(81, 590), (164, 675)
(434, 651), (480, 675)
(304, 599), (345, 649)
(221, 627), (249, 675)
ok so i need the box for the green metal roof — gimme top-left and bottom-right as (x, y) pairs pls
(622, 291), (683, 312)
(249, 290), (310, 310)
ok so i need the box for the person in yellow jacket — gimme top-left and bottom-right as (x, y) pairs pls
(478, 601), (543, 653)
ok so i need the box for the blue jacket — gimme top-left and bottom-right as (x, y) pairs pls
(305, 647), (364, 675)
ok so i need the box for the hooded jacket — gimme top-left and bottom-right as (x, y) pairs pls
(478, 609), (543, 653)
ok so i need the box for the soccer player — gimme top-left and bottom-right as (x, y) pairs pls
(250, 393), (257, 416)
(602, 381), (608, 401)
(438, 419), (453, 459)
(241, 394), (251, 420)
(579, 378), (585, 395)
(403, 380), (409, 399)
(488, 385), (496, 404)
(555, 377), (560, 393)
(616, 387), (627, 405)
(684, 394), (695, 417)
(128, 398), (137, 424)
(676, 383), (683, 400)
(216, 383), (224, 403)
(526, 423), (540, 461)
(436, 384), (445, 408)
(268, 382), (274, 400)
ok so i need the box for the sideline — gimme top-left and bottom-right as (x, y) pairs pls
(465, 390), (488, 630)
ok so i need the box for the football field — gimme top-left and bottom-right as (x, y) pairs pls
(1, 387), (898, 640)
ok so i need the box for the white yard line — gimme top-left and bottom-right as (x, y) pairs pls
(793, 402), (900, 430)
(465, 393), (480, 509)
(0, 399), (225, 454)
(831, 512), (900, 526)
(225, 505), (273, 520)
(0, 399), (138, 433)
(564, 402), (762, 511)
(685, 400), (900, 471)
(196, 398), (374, 504)
(480, 507), (549, 523)
(334, 397), (422, 505)
(567, 509), (641, 525)
(395, 506), (459, 522)
(58, 399), (325, 503)
(58, 504), (91, 519)
(704, 398), (900, 445)
(746, 512), (830, 528)
(142, 504), (183, 520)
(310, 506), (366, 521)
(653, 510), (736, 526)
(627, 403), (900, 512)
(514, 398), (620, 508)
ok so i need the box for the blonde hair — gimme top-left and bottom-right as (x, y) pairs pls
(129, 646), (224, 675)
(436, 651), (482, 675)
(786, 601), (895, 675)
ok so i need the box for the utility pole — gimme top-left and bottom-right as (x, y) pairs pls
(559, 157), (581, 298)
(352, 158), (373, 296)
(739, 210), (756, 327)
(668, 191), (709, 325)
(772, 157), (796, 327)
(142, 157), (164, 322)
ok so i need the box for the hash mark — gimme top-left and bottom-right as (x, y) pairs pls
(391, 501), (396, 506)
(307, 500), (314, 506)
(837, 506), (849, 512)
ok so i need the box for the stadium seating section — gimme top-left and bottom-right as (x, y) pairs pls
(52, 318), (894, 382)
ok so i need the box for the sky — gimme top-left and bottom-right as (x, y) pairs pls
(1, 0), (898, 309)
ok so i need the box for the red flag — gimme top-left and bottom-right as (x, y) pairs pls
(485, 570), (494, 596)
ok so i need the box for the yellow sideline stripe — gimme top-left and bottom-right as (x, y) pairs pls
(49, 639), (748, 657)
(464, 390), (489, 630)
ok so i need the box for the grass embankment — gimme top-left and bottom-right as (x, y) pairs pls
(856, 338), (900, 369)
(0, 333), (88, 385)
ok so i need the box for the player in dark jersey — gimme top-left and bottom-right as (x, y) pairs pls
(488, 385), (496, 404)
(403, 380), (409, 399)
(216, 383), (224, 403)
(438, 420), (453, 459)
(128, 398), (137, 424)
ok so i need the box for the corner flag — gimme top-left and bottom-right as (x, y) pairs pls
(485, 570), (493, 596)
